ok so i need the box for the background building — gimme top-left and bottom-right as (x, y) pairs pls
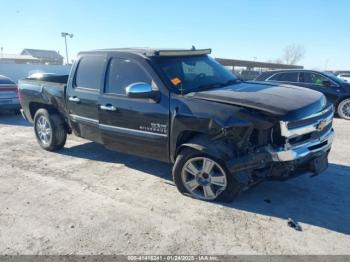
(21, 49), (64, 65)
(0, 53), (39, 64)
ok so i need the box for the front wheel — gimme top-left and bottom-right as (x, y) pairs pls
(34, 109), (67, 151)
(173, 148), (242, 203)
(337, 98), (350, 120)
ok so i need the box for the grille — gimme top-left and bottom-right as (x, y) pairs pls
(280, 105), (334, 138)
(287, 105), (333, 129)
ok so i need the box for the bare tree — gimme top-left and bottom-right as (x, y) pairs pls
(265, 58), (286, 64)
(281, 44), (305, 65)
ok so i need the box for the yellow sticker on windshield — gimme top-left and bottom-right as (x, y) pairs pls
(171, 77), (182, 86)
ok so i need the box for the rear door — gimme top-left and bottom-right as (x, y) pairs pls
(66, 55), (107, 143)
(98, 56), (170, 161)
(298, 72), (340, 104)
(0, 76), (18, 106)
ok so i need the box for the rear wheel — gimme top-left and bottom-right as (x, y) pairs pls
(173, 148), (242, 202)
(337, 98), (350, 120)
(34, 109), (67, 151)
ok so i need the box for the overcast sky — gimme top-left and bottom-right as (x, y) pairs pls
(1, 0), (349, 69)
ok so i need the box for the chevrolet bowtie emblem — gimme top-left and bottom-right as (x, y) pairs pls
(316, 120), (328, 131)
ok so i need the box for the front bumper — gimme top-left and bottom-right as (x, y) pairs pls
(269, 128), (334, 162)
(228, 106), (335, 186)
(228, 128), (334, 185)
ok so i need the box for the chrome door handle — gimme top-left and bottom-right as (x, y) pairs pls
(69, 96), (80, 102)
(100, 105), (117, 111)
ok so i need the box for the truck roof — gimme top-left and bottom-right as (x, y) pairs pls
(78, 48), (212, 57)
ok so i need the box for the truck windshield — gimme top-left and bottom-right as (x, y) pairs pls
(154, 55), (239, 93)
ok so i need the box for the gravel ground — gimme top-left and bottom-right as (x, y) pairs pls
(0, 114), (349, 255)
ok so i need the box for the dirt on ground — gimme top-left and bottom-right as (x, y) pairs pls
(0, 114), (349, 255)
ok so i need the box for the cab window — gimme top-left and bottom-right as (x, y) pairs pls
(105, 58), (152, 95)
(75, 56), (105, 90)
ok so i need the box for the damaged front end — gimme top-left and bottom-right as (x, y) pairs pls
(226, 105), (334, 187)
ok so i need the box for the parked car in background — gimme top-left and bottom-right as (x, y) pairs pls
(18, 48), (334, 202)
(337, 73), (350, 83)
(236, 70), (261, 80)
(0, 75), (20, 113)
(255, 69), (350, 120)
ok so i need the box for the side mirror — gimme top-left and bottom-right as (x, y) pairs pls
(126, 82), (159, 100)
(322, 80), (332, 87)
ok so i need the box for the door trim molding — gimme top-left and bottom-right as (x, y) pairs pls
(70, 114), (168, 138)
(70, 114), (99, 126)
(99, 124), (168, 138)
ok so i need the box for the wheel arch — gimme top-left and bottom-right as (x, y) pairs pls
(30, 102), (58, 119)
(30, 103), (70, 132)
(174, 133), (235, 163)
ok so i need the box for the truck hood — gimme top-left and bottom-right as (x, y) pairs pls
(188, 81), (327, 121)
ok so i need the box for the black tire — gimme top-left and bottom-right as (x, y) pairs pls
(172, 148), (242, 203)
(337, 98), (350, 120)
(34, 109), (67, 151)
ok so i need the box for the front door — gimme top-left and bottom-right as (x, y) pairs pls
(98, 56), (170, 161)
(66, 55), (106, 143)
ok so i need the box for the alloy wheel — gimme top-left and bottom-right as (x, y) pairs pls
(181, 157), (227, 200)
(36, 115), (52, 145)
(341, 100), (350, 119)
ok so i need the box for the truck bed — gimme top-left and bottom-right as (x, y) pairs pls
(18, 74), (69, 123)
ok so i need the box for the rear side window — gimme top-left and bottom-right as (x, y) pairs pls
(105, 58), (151, 95)
(75, 56), (105, 90)
(269, 72), (299, 82)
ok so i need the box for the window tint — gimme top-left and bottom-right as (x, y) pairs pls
(105, 58), (151, 95)
(300, 72), (329, 86)
(155, 56), (237, 93)
(269, 72), (299, 82)
(75, 56), (105, 90)
(182, 60), (215, 81)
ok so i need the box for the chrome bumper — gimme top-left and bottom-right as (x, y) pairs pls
(269, 128), (334, 162)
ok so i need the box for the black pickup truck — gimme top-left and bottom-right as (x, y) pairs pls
(18, 48), (334, 202)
